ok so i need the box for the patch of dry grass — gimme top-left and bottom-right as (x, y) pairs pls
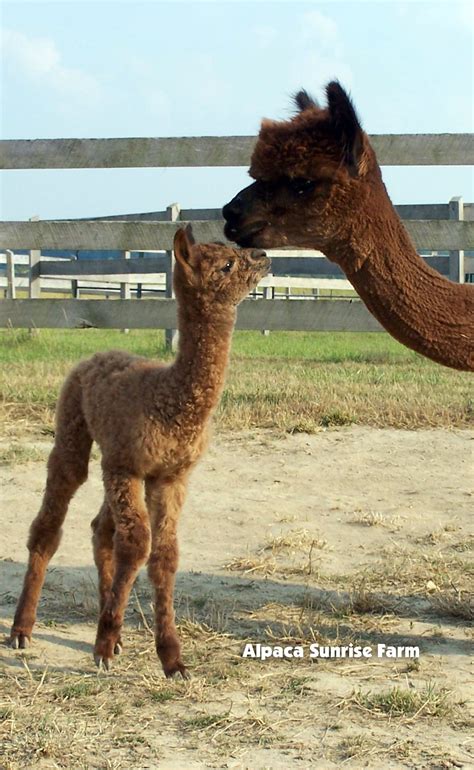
(182, 708), (280, 748)
(350, 510), (404, 530)
(340, 545), (473, 599)
(347, 684), (462, 722)
(219, 357), (473, 431)
(2, 577), (471, 769)
(223, 554), (277, 576)
(0, 619), (242, 769)
(225, 529), (329, 583)
(429, 590), (474, 621)
(241, 598), (398, 651)
(338, 733), (379, 761)
(264, 527), (329, 553)
(346, 588), (400, 616)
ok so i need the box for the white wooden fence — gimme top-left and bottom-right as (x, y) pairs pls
(0, 133), (473, 336)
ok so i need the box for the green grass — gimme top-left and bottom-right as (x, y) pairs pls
(0, 327), (172, 364)
(55, 680), (103, 701)
(183, 713), (225, 730)
(0, 444), (48, 465)
(351, 684), (458, 720)
(0, 327), (418, 364)
(149, 689), (176, 703)
(0, 328), (472, 434)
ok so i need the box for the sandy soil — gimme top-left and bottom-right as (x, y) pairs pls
(1, 426), (473, 769)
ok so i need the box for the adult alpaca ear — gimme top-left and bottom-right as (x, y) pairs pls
(294, 89), (318, 112)
(326, 81), (364, 176)
(174, 225), (198, 274)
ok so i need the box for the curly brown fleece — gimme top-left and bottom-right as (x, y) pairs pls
(10, 227), (270, 678)
(223, 81), (474, 371)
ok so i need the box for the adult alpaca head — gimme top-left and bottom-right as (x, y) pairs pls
(223, 82), (474, 371)
(223, 82), (378, 265)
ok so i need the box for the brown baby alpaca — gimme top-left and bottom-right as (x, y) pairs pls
(10, 227), (270, 678)
(223, 82), (474, 371)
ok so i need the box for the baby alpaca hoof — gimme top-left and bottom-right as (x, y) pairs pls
(164, 661), (190, 680)
(94, 654), (111, 671)
(94, 642), (122, 669)
(10, 631), (31, 650)
(94, 634), (120, 670)
(156, 636), (188, 679)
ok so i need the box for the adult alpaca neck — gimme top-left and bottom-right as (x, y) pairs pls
(326, 182), (474, 371)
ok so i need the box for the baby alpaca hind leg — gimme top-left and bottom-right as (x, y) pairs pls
(10, 376), (91, 649)
(94, 472), (151, 669)
(91, 501), (123, 654)
(146, 475), (189, 679)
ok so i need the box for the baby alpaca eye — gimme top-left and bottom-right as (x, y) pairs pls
(221, 260), (234, 273)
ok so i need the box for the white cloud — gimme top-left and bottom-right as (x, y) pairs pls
(1, 28), (101, 104)
(302, 10), (340, 50)
(292, 52), (354, 97)
(287, 10), (353, 100)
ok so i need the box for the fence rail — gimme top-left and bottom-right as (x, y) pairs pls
(0, 298), (383, 332)
(1, 130), (473, 335)
(1, 134), (473, 169)
(1, 217), (473, 252)
(2, 250), (470, 282)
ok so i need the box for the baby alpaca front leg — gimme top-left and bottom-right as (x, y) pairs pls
(94, 472), (151, 669)
(146, 476), (189, 679)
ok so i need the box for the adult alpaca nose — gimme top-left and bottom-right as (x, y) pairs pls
(250, 249), (267, 261)
(222, 194), (242, 221)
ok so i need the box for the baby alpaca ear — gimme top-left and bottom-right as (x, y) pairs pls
(184, 223), (196, 246)
(173, 225), (197, 271)
(326, 81), (364, 176)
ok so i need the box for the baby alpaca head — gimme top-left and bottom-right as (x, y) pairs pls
(173, 225), (271, 308)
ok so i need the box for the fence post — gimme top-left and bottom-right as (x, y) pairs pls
(165, 203), (180, 352)
(6, 250), (16, 299)
(29, 215), (41, 299)
(120, 250), (131, 333)
(261, 286), (271, 336)
(449, 197), (464, 283)
(136, 251), (144, 299)
(28, 215), (41, 335)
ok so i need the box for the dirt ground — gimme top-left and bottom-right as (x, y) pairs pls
(1, 426), (473, 769)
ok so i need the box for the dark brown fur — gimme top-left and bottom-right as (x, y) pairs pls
(10, 227), (270, 677)
(223, 81), (474, 371)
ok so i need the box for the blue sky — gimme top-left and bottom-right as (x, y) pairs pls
(1, 0), (473, 220)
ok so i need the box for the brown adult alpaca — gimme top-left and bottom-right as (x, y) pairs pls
(10, 226), (270, 677)
(223, 82), (474, 371)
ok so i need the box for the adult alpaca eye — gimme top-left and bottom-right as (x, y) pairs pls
(221, 260), (234, 273)
(290, 178), (316, 196)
